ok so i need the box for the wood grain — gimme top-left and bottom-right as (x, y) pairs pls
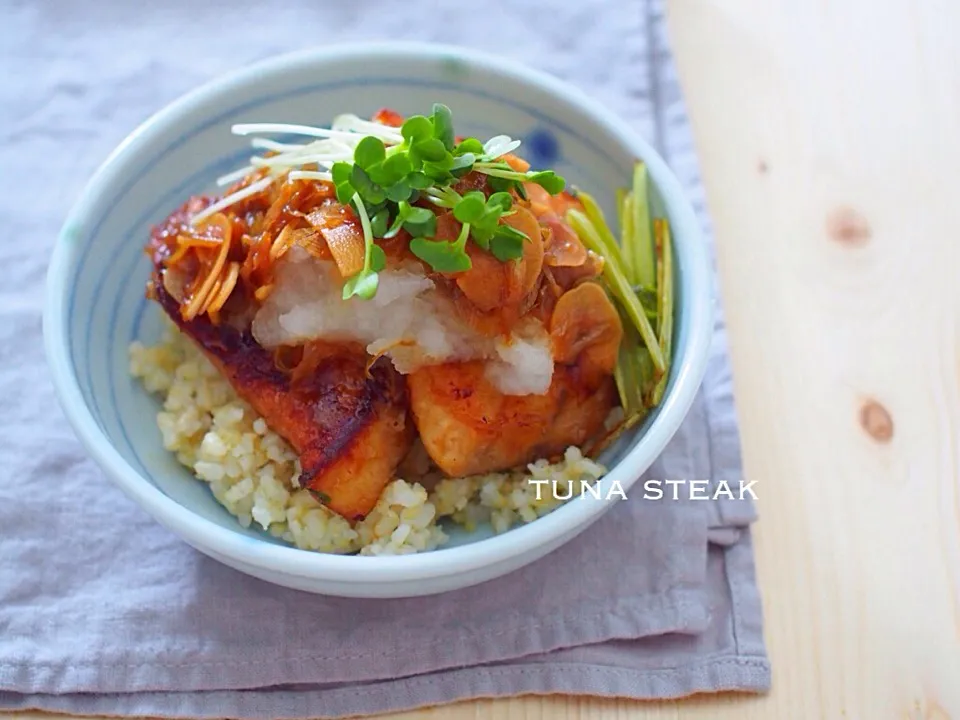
(661, 0), (960, 718)
(7, 0), (960, 718)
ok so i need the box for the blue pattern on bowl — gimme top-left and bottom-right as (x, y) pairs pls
(523, 128), (560, 168)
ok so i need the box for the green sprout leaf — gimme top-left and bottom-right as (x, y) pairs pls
(370, 209), (389, 238)
(454, 138), (484, 155)
(490, 224), (527, 261)
(404, 206), (435, 224)
(365, 161), (391, 187)
(450, 152), (475, 177)
(422, 161), (453, 183)
(410, 219), (471, 273)
(332, 161), (352, 185)
(401, 115), (433, 143)
(350, 165), (385, 204)
(470, 228), (492, 250)
(380, 200), (436, 240)
(473, 208), (501, 234)
(370, 243), (387, 272)
(332, 161), (354, 203)
(473, 161), (564, 197)
(409, 237), (472, 272)
(486, 191), (513, 213)
(402, 206), (438, 238)
(335, 182), (353, 204)
(382, 202), (410, 239)
(354, 135), (386, 169)
(407, 171), (431, 189)
(383, 152), (413, 180)
(413, 137), (447, 162)
(342, 269), (379, 300)
(384, 180), (414, 203)
(528, 170), (565, 194)
(486, 175), (517, 194)
(431, 103), (455, 150)
(423, 185), (461, 209)
(453, 191), (486, 224)
(429, 152), (455, 171)
(341, 193), (382, 301)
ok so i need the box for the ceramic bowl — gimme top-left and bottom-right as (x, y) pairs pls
(44, 42), (712, 598)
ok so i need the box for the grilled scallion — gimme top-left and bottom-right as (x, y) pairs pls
(567, 161), (675, 430)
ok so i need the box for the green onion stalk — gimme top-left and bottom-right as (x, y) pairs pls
(567, 161), (674, 428)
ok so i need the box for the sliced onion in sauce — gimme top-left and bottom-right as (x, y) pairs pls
(161, 265), (190, 303)
(292, 228), (329, 259)
(550, 249), (605, 289)
(549, 281), (624, 383)
(166, 233), (222, 266)
(503, 153), (531, 172)
(307, 204), (364, 279)
(206, 261), (241, 314)
(454, 206), (542, 314)
(269, 224), (295, 261)
(182, 213), (232, 320)
(541, 212), (588, 267)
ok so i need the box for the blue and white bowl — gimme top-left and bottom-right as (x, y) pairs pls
(44, 42), (712, 598)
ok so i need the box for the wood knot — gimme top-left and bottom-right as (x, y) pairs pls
(827, 206), (871, 246)
(859, 399), (894, 443)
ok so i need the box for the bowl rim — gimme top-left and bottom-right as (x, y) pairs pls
(44, 40), (713, 585)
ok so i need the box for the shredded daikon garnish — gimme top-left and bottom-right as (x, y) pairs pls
(288, 170), (334, 182)
(195, 116), (406, 223)
(330, 114), (404, 142)
(251, 153), (349, 168)
(191, 176), (274, 226)
(231, 121), (399, 143)
(215, 165), (258, 187)
(250, 138), (307, 153)
(482, 135), (522, 159)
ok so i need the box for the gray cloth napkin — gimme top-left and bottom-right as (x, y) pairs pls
(0, 0), (770, 717)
